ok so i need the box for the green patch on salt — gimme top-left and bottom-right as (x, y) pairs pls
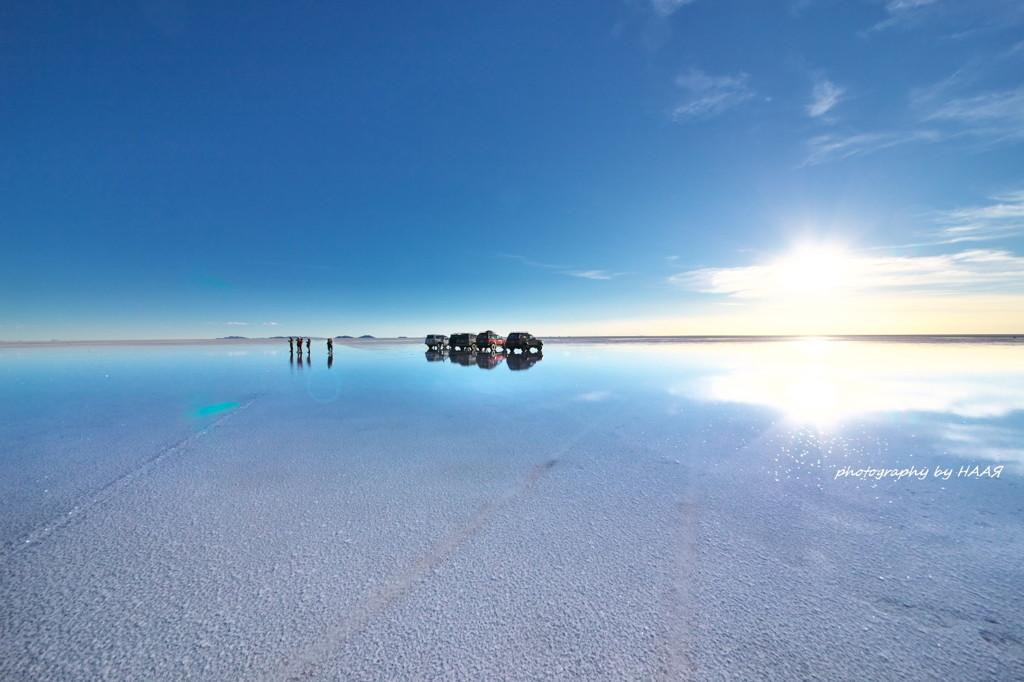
(194, 401), (239, 417)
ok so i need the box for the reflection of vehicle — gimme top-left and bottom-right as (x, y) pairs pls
(475, 330), (505, 353)
(424, 334), (448, 350)
(505, 332), (543, 353)
(448, 350), (477, 366)
(450, 333), (475, 352)
(476, 352), (506, 370)
(507, 352), (543, 371)
(424, 350), (447, 362)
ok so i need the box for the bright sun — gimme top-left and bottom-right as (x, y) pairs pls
(774, 245), (851, 295)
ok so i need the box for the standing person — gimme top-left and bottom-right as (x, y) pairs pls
(288, 337), (294, 353)
(306, 338), (311, 353)
(327, 338), (333, 355)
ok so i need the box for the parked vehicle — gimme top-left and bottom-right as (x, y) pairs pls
(475, 330), (505, 353)
(449, 333), (475, 351)
(505, 332), (543, 353)
(424, 334), (448, 350)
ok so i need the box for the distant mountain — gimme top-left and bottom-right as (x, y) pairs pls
(335, 335), (353, 339)
(219, 336), (248, 339)
(359, 335), (375, 339)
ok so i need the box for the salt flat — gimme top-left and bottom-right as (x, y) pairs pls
(1, 339), (1022, 680)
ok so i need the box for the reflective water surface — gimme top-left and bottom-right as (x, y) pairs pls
(1, 338), (1022, 680)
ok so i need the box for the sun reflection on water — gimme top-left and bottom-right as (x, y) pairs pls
(681, 338), (1024, 426)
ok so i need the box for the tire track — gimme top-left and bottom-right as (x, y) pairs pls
(271, 391), (629, 680)
(272, 458), (559, 682)
(662, 498), (699, 681)
(2, 398), (257, 559)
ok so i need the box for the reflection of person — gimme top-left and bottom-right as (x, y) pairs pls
(327, 338), (333, 355)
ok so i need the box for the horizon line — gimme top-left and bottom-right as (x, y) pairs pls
(2, 333), (1021, 347)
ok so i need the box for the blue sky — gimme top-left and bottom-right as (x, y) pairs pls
(2, 0), (1023, 339)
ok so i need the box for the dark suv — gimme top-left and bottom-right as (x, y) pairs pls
(424, 334), (448, 350)
(475, 330), (505, 353)
(449, 333), (475, 352)
(505, 332), (543, 353)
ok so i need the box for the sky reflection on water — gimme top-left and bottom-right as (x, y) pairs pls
(406, 337), (1024, 473)
(2, 337), (1021, 516)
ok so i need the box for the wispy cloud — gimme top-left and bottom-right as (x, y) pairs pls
(801, 130), (937, 165)
(563, 270), (624, 280)
(262, 321), (279, 326)
(805, 86), (1023, 166)
(867, 0), (1024, 34)
(803, 133), (895, 165)
(923, 87), (1024, 141)
(505, 253), (624, 281)
(807, 77), (847, 118)
(648, 0), (698, 18)
(672, 68), (755, 122)
(803, 20), (1022, 165)
(906, 39), (1024, 145)
(501, 253), (567, 270)
(669, 249), (1024, 298)
(226, 321), (248, 326)
(928, 190), (1024, 243)
(884, 0), (938, 13)
(866, 0), (940, 33)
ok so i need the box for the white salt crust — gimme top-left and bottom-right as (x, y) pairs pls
(1, 342), (1022, 680)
